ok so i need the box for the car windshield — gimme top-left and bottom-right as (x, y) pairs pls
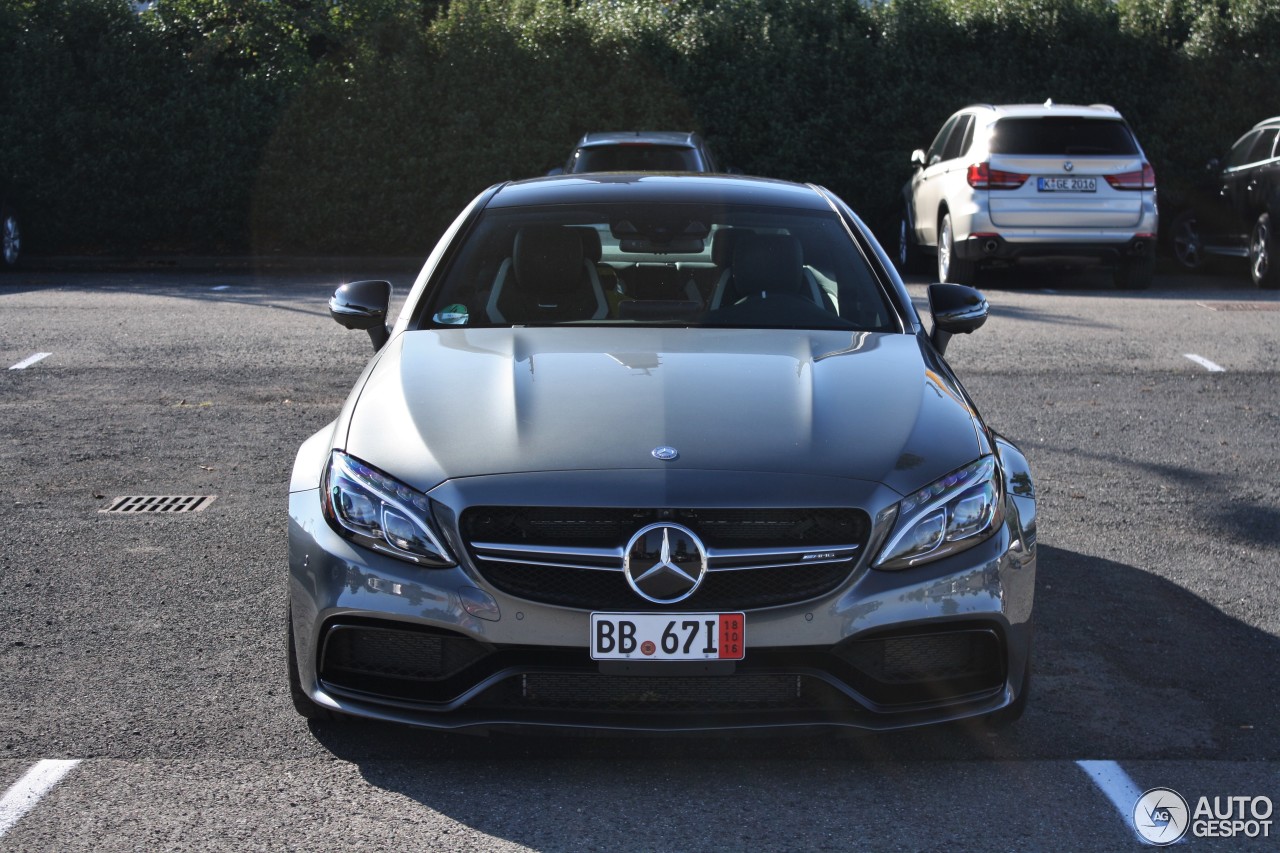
(990, 117), (1139, 156)
(421, 203), (898, 332)
(570, 145), (703, 173)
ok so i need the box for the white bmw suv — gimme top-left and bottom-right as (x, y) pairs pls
(900, 102), (1158, 289)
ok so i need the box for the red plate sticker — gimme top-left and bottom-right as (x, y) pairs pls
(718, 613), (744, 659)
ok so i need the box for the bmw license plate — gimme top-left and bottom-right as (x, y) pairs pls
(1037, 176), (1097, 192)
(590, 612), (745, 660)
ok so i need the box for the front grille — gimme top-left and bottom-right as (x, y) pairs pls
(476, 562), (852, 611)
(463, 507), (864, 549)
(461, 506), (870, 611)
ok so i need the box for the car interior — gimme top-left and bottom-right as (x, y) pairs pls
(426, 207), (899, 332)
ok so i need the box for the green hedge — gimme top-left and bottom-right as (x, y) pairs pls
(2, 0), (1279, 256)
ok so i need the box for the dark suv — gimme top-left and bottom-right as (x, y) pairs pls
(1166, 116), (1280, 288)
(550, 131), (719, 175)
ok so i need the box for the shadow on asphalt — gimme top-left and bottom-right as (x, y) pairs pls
(305, 545), (1280, 768)
(905, 257), (1270, 299)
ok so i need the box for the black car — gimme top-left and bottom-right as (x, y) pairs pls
(549, 131), (720, 175)
(1166, 116), (1280, 288)
(0, 184), (20, 270)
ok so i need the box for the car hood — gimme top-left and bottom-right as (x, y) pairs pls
(343, 327), (985, 496)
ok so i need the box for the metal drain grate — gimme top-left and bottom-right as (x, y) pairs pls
(101, 495), (216, 514)
(1199, 301), (1280, 312)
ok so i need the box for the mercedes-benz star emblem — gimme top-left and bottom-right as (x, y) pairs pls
(651, 446), (679, 460)
(1063, 161), (1074, 172)
(623, 523), (708, 604)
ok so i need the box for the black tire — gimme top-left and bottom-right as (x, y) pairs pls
(1250, 211), (1279, 289)
(1113, 254), (1153, 290)
(938, 212), (976, 284)
(0, 208), (20, 270)
(1168, 209), (1206, 271)
(896, 209), (923, 275)
(985, 657), (1031, 729)
(287, 606), (339, 721)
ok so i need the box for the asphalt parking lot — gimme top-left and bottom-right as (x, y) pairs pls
(1, 259), (1278, 850)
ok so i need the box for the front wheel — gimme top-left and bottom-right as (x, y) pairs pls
(985, 656), (1031, 729)
(1250, 212), (1279, 289)
(0, 209), (19, 270)
(938, 213), (976, 284)
(287, 605), (340, 721)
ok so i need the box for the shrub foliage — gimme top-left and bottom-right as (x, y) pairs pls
(1, 0), (1278, 255)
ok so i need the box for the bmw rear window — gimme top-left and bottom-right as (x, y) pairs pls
(990, 118), (1139, 156)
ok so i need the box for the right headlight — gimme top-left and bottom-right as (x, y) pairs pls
(321, 450), (456, 568)
(873, 456), (1002, 570)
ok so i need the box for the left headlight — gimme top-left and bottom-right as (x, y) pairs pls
(321, 450), (456, 567)
(873, 456), (1002, 570)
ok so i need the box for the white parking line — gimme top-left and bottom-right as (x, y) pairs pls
(0, 759), (81, 837)
(8, 352), (51, 370)
(1077, 760), (1151, 844)
(1184, 353), (1226, 372)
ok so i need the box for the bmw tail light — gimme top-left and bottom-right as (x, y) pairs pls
(967, 163), (1029, 190)
(1105, 163), (1156, 190)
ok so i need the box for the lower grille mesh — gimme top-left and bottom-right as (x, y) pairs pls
(321, 625), (490, 682)
(477, 673), (855, 712)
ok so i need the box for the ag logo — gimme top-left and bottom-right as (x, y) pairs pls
(1133, 787), (1190, 845)
(623, 523), (707, 604)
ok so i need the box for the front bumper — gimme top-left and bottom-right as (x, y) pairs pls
(288, 472), (1036, 733)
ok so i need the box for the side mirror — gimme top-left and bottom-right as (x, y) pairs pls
(330, 279), (391, 350)
(1205, 157), (1220, 173)
(546, 166), (565, 176)
(910, 149), (927, 169)
(927, 282), (988, 355)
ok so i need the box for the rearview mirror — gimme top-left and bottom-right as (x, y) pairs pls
(330, 280), (391, 350)
(928, 283), (988, 355)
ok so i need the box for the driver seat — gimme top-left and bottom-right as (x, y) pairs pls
(732, 234), (806, 300)
(487, 226), (609, 324)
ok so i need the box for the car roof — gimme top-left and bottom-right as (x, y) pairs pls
(965, 102), (1124, 120)
(1251, 116), (1280, 130)
(485, 173), (832, 210)
(576, 131), (702, 149)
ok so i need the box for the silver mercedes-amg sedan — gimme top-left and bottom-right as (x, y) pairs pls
(287, 174), (1037, 733)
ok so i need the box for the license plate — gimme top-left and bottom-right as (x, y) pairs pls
(1037, 176), (1097, 192)
(590, 612), (745, 661)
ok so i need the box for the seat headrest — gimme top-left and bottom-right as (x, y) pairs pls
(514, 226), (585, 295)
(570, 226), (602, 262)
(732, 234), (804, 296)
(712, 227), (743, 267)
